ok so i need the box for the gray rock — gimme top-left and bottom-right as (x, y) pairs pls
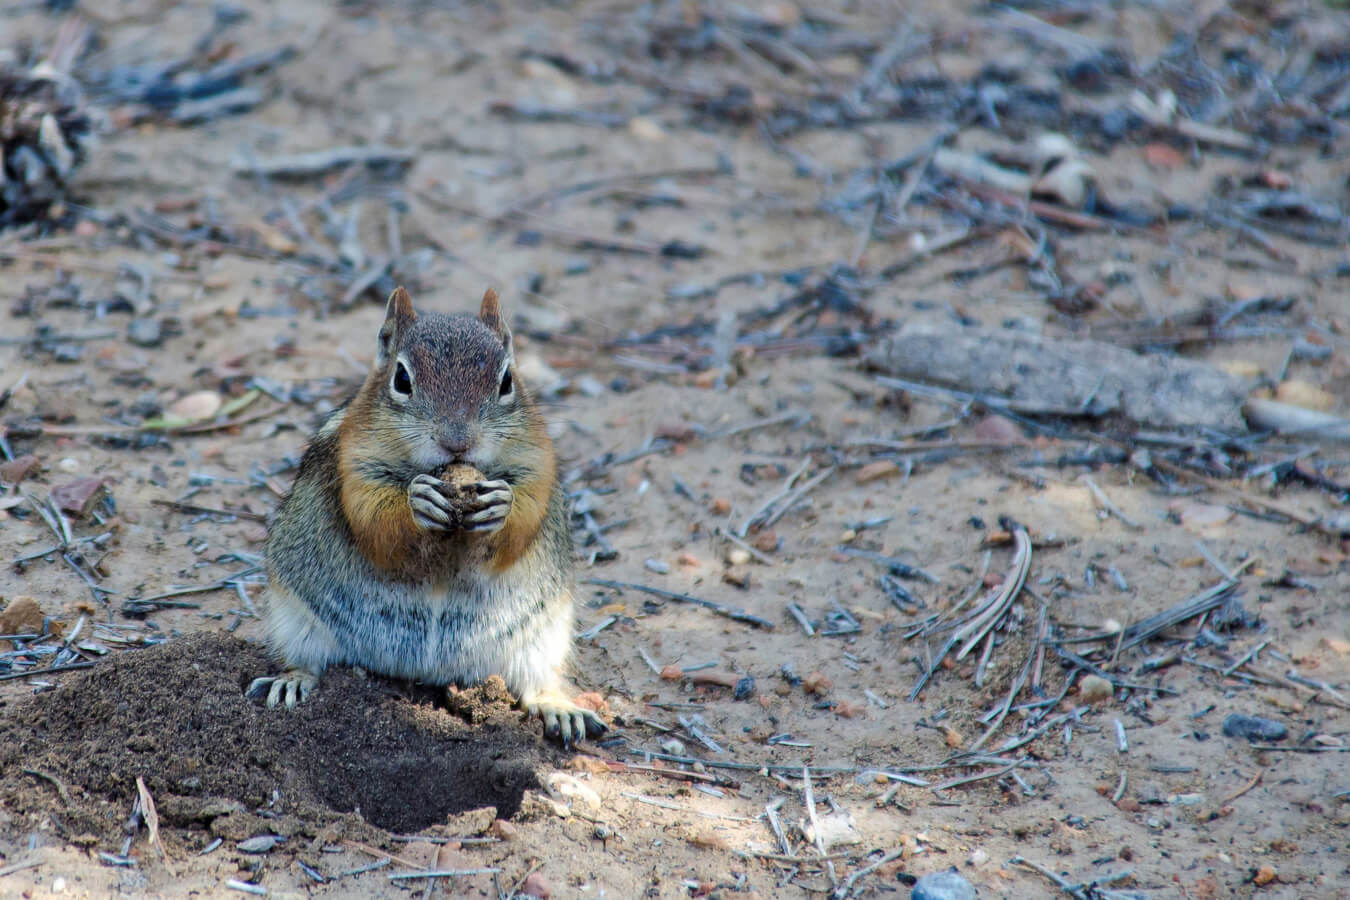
(912, 869), (976, 900)
(51, 342), (84, 362)
(236, 835), (283, 854)
(127, 317), (163, 347)
(574, 375), (607, 398)
(868, 331), (1254, 430)
(1222, 713), (1287, 742)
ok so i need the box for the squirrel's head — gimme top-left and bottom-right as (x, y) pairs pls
(366, 286), (530, 472)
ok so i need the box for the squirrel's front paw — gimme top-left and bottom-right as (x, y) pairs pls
(409, 473), (461, 532)
(408, 475), (511, 533)
(462, 480), (512, 533)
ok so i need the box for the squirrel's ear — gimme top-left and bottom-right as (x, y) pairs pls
(479, 288), (513, 351)
(479, 288), (503, 335)
(376, 287), (417, 368)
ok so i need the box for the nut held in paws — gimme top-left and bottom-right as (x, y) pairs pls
(440, 463), (485, 488)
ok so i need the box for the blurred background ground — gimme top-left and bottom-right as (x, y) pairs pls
(0, 1), (1348, 897)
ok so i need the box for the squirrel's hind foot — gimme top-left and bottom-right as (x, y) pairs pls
(523, 691), (607, 748)
(247, 669), (319, 709)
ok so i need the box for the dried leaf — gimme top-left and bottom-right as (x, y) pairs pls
(167, 391), (223, 422)
(1274, 380), (1335, 412)
(136, 776), (175, 875)
(855, 460), (900, 484)
(50, 477), (109, 518)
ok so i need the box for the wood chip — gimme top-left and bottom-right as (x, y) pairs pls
(855, 460), (901, 484)
(50, 477), (109, 518)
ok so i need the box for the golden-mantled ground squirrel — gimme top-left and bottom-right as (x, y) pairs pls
(248, 287), (605, 745)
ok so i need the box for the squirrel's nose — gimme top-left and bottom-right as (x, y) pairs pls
(437, 427), (471, 459)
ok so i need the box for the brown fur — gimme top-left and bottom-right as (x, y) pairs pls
(490, 431), (555, 573)
(335, 366), (424, 572)
(337, 465), (420, 572)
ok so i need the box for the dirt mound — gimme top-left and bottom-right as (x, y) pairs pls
(0, 633), (552, 842)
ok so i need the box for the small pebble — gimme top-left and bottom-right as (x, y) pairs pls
(972, 413), (1024, 444)
(856, 460), (901, 484)
(574, 375), (606, 398)
(966, 848), (989, 867)
(128, 392), (162, 418)
(752, 529), (778, 553)
(520, 872), (551, 899)
(834, 699), (865, 718)
(733, 676), (756, 701)
(237, 835), (282, 854)
(127, 317), (163, 347)
(564, 258), (592, 276)
(1222, 713), (1287, 742)
(52, 343), (84, 362)
(802, 671), (831, 694)
(911, 869), (975, 900)
(51, 877), (66, 893)
(1079, 675), (1114, 704)
(722, 567), (751, 589)
(50, 477), (110, 518)
(537, 795), (571, 819)
(727, 548), (751, 566)
(0, 454), (40, 483)
(644, 558), (670, 574)
(659, 737), (686, 755)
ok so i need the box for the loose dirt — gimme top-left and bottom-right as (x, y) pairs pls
(0, 633), (549, 843)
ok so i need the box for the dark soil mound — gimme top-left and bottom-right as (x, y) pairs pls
(0, 633), (552, 842)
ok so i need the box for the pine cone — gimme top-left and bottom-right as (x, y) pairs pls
(0, 63), (93, 228)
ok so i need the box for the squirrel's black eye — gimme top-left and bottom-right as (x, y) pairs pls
(499, 369), (513, 399)
(392, 361), (412, 397)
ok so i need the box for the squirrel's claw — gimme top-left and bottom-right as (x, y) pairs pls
(408, 475), (511, 533)
(462, 480), (512, 533)
(409, 474), (457, 532)
(524, 693), (608, 747)
(247, 670), (318, 709)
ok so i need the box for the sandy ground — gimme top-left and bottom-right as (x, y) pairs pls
(1, 1), (1348, 897)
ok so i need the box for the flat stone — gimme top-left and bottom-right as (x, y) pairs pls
(912, 869), (976, 900)
(0, 454), (40, 483)
(127, 318), (163, 347)
(1222, 713), (1287, 742)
